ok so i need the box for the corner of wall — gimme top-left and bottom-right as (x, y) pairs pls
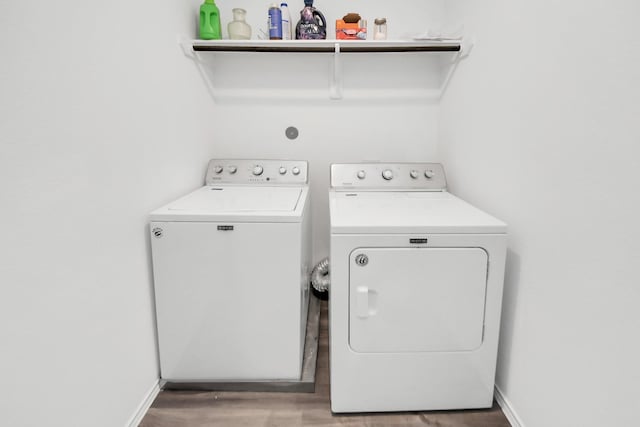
(494, 386), (524, 427)
(126, 380), (161, 427)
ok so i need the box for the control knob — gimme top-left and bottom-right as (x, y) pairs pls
(357, 170), (366, 180)
(424, 169), (435, 179)
(410, 170), (419, 179)
(214, 165), (223, 174)
(382, 169), (394, 180)
(279, 167), (287, 175)
(228, 166), (237, 174)
(292, 166), (300, 175)
(252, 165), (264, 176)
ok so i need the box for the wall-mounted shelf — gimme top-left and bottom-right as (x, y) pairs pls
(191, 39), (461, 53)
(184, 39), (468, 101)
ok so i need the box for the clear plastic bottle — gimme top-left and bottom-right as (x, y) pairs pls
(374, 18), (387, 40)
(280, 2), (292, 40)
(228, 8), (251, 40)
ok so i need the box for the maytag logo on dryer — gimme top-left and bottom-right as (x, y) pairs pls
(217, 225), (234, 231)
(409, 238), (429, 245)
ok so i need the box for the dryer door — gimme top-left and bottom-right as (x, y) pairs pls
(349, 247), (488, 353)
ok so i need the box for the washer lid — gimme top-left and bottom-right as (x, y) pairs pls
(150, 186), (307, 222)
(330, 191), (506, 234)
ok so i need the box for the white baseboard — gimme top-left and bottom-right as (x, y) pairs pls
(127, 380), (161, 427)
(494, 385), (524, 427)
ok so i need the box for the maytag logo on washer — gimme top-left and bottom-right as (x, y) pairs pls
(355, 254), (369, 266)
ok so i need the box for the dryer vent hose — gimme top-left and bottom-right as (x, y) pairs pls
(311, 257), (330, 296)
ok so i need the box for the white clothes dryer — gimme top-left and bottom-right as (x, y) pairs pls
(329, 163), (507, 413)
(150, 159), (311, 385)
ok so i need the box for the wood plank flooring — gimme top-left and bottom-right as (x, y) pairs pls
(140, 300), (511, 427)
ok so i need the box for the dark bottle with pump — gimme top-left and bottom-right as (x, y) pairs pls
(295, 0), (327, 40)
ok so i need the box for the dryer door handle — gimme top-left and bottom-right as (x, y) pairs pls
(356, 286), (369, 318)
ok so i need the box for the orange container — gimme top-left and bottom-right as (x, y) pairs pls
(336, 19), (366, 40)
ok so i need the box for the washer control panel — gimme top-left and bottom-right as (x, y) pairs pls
(330, 163), (446, 191)
(205, 159), (308, 185)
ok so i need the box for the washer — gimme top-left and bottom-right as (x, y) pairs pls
(150, 159), (311, 384)
(329, 162), (507, 413)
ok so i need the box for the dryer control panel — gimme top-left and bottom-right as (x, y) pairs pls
(330, 163), (446, 191)
(205, 159), (308, 185)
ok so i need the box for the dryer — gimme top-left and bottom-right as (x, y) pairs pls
(150, 159), (311, 384)
(329, 163), (507, 413)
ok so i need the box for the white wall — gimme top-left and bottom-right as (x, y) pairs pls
(0, 1), (214, 426)
(0, 1), (450, 426)
(441, 1), (640, 426)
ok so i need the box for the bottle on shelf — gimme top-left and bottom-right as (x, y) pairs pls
(199, 0), (222, 40)
(268, 3), (283, 40)
(228, 8), (252, 40)
(373, 18), (388, 40)
(280, 2), (292, 40)
(295, 0), (327, 40)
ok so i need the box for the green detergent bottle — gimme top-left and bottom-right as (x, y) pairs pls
(199, 0), (222, 40)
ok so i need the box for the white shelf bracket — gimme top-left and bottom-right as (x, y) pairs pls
(329, 42), (343, 100)
(459, 35), (475, 60)
(439, 36), (474, 100)
(178, 35), (196, 59)
(179, 36), (221, 102)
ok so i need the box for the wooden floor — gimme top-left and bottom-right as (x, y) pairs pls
(140, 300), (511, 427)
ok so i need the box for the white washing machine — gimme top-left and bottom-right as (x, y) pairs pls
(150, 159), (311, 384)
(329, 163), (507, 413)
